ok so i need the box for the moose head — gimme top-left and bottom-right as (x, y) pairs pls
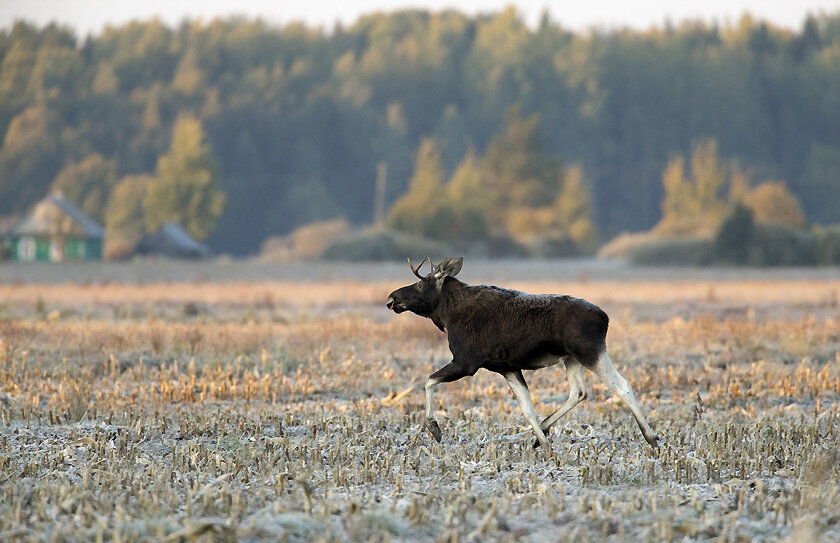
(386, 257), (463, 317)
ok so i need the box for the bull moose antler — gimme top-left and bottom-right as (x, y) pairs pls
(408, 257), (428, 279)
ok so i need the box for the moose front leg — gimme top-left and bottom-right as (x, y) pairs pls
(503, 370), (551, 452)
(424, 361), (472, 443)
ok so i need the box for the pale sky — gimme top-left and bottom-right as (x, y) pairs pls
(1, 0), (839, 36)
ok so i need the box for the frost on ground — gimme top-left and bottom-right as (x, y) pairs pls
(0, 267), (839, 542)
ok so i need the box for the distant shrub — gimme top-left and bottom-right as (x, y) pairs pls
(598, 231), (664, 259)
(322, 228), (449, 261)
(712, 204), (823, 266)
(527, 235), (590, 258)
(748, 223), (819, 266)
(628, 238), (713, 266)
(628, 223), (826, 267)
(104, 235), (138, 261)
(432, 204), (489, 243)
(289, 220), (349, 260)
(817, 226), (840, 265)
(258, 235), (293, 262)
(714, 203), (756, 265)
(744, 181), (806, 229)
(444, 234), (528, 258)
(260, 220), (349, 262)
(484, 235), (529, 258)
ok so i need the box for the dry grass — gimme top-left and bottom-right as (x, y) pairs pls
(0, 271), (839, 541)
(2, 279), (839, 307)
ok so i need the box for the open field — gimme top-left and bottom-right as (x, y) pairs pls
(1, 260), (839, 541)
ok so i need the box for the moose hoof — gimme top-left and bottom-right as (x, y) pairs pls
(533, 439), (551, 453)
(425, 418), (442, 443)
(533, 428), (550, 449)
(646, 434), (660, 449)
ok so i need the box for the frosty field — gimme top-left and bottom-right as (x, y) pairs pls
(0, 259), (839, 542)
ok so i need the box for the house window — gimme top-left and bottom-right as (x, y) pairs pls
(50, 239), (64, 262)
(18, 236), (35, 261)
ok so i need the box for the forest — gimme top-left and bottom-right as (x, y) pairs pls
(0, 9), (839, 256)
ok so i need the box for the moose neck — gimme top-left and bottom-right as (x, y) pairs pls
(429, 276), (464, 332)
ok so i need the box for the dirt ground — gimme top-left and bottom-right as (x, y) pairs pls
(0, 259), (838, 541)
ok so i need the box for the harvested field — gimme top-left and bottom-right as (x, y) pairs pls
(0, 260), (839, 541)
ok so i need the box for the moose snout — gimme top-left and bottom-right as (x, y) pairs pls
(386, 293), (406, 313)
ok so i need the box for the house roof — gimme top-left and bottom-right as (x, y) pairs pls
(135, 222), (210, 259)
(0, 215), (19, 236)
(12, 194), (104, 238)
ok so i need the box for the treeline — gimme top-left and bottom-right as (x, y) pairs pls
(1, 10), (839, 255)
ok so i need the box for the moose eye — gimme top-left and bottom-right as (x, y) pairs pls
(415, 282), (423, 291)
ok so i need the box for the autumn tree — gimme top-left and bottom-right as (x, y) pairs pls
(506, 164), (596, 245)
(657, 139), (728, 236)
(388, 112), (596, 247)
(387, 138), (445, 239)
(105, 174), (153, 259)
(744, 182), (805, 228)
(442, 150), (489, 241)
(144, 113), (225, 240)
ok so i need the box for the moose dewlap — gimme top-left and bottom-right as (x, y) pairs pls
(386, 257), (659, 453)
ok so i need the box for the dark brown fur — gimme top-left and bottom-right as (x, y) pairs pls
(430, 279), (609, 375)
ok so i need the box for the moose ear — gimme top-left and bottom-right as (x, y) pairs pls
(433, 257), (463, 289)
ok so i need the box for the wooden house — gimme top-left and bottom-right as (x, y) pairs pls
(6, 194), (104, 262)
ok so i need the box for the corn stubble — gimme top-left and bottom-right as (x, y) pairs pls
(0, 280), (839, 541)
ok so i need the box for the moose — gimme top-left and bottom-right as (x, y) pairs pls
(386, 257), (659, 452)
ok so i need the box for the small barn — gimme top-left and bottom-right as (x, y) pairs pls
(7, 194), (104, 262)
(135, 222), (210, 259)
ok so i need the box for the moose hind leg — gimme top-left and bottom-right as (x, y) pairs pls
(533, 358), (587, 448)
(503, 370), (551, 451)
(592, 351), (659, 447)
